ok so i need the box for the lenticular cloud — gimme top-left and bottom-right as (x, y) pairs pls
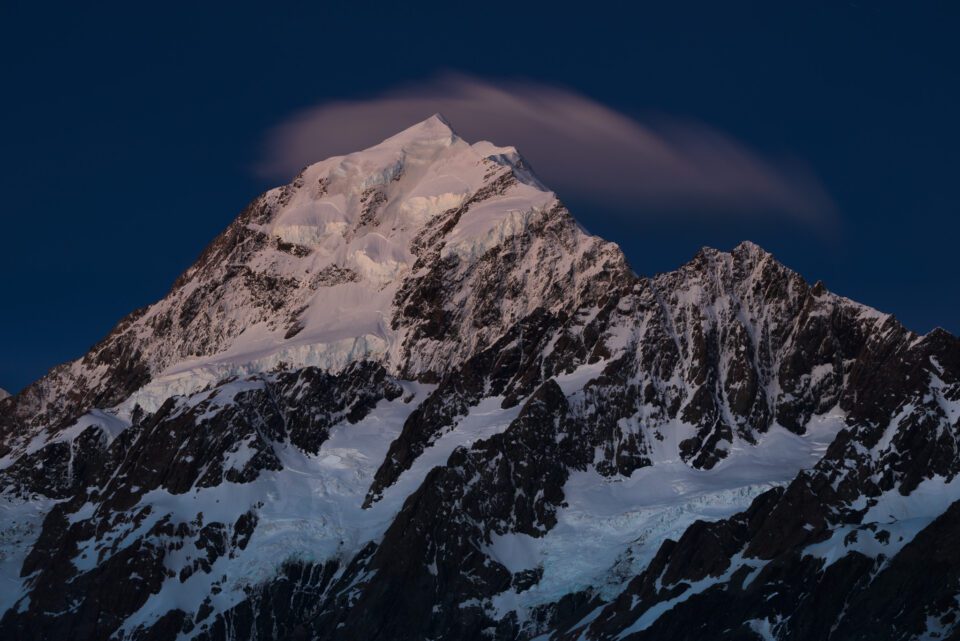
(256, 73), (834, 224)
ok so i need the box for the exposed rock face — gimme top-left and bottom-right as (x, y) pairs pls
(2, 116), (959, 640)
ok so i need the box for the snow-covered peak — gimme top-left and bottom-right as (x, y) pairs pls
(7, 114), (898, 448)
(377, 112), (458, 148)
(5, 116), (959, 641)
(0, 388), (9, 401)
(266, 116), (548, 254)
(732, 239), (769, 255)
(65, 116), (609, 416)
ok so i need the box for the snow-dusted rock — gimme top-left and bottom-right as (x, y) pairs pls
(1, 116), (959, 641)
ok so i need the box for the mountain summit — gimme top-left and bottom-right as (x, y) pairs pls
(1, 114), (603, 434)
(2, 118), (959, 641)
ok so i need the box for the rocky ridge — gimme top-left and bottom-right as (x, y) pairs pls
(1, 116), (958, 641)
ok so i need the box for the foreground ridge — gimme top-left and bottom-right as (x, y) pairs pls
(1, 116), (959, 641)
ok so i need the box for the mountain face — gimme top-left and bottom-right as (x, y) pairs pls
(1, 115), (958, 641)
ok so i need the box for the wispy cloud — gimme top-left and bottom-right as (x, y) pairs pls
(256, 73), (835, 225)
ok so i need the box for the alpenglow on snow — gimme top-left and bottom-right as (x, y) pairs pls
(1, 116), (959, 641)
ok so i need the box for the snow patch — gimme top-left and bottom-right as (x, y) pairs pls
(805, 475), (960, 567)
(488, 410), (845, 621)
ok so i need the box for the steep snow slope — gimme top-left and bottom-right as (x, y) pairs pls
(1, 114), (618, 443)
(1, 116), (958, 641)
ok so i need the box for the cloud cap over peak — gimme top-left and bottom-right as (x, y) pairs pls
(256, 74), (835, 226)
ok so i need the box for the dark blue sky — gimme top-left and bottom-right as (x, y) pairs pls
(1, 1), (958, 393)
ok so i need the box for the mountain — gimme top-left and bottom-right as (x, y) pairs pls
(0, 389), (9, 401)
(1, 115), (958, 641)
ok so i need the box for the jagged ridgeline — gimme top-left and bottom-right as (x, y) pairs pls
(1, 116), (958, 641)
